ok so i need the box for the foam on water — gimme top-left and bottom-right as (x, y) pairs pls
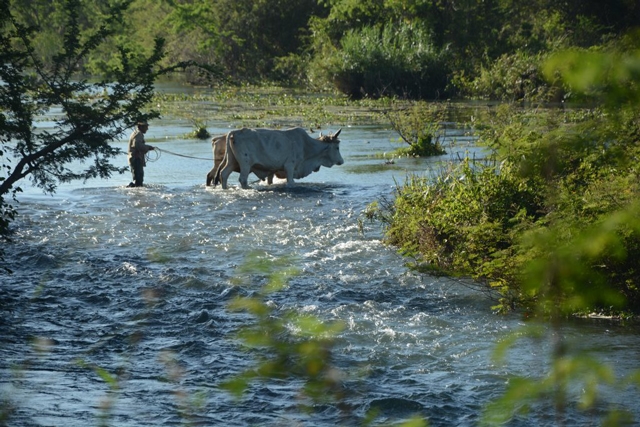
(2, 126), (640, 426)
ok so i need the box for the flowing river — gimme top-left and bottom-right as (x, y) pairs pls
(1, 97), (639, 426)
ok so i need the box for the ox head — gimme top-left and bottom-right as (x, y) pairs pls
(317, 129), (344, 167)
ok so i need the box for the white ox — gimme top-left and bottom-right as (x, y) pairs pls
(218, 127), (343, 189)
(206, 133), (283, 186)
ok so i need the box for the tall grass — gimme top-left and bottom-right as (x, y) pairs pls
(325, 23), (451, 100)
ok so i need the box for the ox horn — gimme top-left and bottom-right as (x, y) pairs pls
(333, 128), (342, 138)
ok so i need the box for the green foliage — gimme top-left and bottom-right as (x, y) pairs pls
(309, 0), (639, 99)
(0, 0), (162, 195)
(520, 204), (640, 317)
(186, 118), (211, 139)
(385, 102), (447, 157)
(1, 0), (146, 247)
(483, 205), (640, 423)
(0, 0), (218, 249)
(375, 32), (640, 316)
(493, 7), (571, 55)
(221, 252), (347, 410)
(370, 156), (542, 309)
(378, 100), (640, 314)
(271, 53), (310, 85)
(314, 22), (451, 99)
(162, 0), (327, 84)
(457, 51), (560, 102)
(8, 0), (640, 96)
(543, 33), (640, 108)
(369, 38), (640, 427)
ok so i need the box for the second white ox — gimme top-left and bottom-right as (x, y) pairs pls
(205, 134), (227, 186)
(217, 127), (344, 189)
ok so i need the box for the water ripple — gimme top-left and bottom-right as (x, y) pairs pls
(2, 155), (640, 426)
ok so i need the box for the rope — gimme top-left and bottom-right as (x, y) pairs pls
(146, 147), (213, 162)
(145, 149), (161, 162)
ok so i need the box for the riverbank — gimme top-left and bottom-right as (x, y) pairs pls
(2, 79), (639, 425)
(370, 103), (640, 319)
(149, 86), (640, 319)
(2, 125), (639, 426)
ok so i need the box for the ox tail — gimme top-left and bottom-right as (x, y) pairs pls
(214, 133), (235, 186)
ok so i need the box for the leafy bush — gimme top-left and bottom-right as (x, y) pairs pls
(374, 98), (640, 314)
(187, 118), (211, 139)
(457, 50), (560, 102)
(386, 102), (447, 157)
(369, 157), (543, 310)
(321, 23), (451, 99)
(481, 41), (640, 424)
(270, 53), (309, 85)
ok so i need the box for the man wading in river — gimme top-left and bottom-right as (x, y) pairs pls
(127, 121), (155, 187)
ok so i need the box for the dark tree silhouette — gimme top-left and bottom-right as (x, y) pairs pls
(0, 0), (218, 240)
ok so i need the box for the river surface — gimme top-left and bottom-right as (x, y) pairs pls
(1, 99), (639, 426)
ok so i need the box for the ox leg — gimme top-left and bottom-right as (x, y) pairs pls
(239, 170), (250, 189)
(220, 144), (239, 189)
(206, 167), (216, 186)
(220, 165), (232, 189)
(212, 159), (223, 186)
(267, 173), (274, 185)
(213, 163), (224, 186)
(219, 157), (235, 189)
(285, 166), (295, 186)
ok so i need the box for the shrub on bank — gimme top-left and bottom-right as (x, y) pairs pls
(316, 23), (451, 100)
(454, 50), (561, 102)
(385, 103), (447, 157)
(373, 104), (640, 314)
(370, 157), (543, 311)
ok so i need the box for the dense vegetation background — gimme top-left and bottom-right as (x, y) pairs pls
(11, 0), (640, 100)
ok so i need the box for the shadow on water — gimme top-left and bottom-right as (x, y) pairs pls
(250, 182), (347, 196)
(344, 163), (406, 174)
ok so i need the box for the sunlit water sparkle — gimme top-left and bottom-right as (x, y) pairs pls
(2, 117), (639, 426)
